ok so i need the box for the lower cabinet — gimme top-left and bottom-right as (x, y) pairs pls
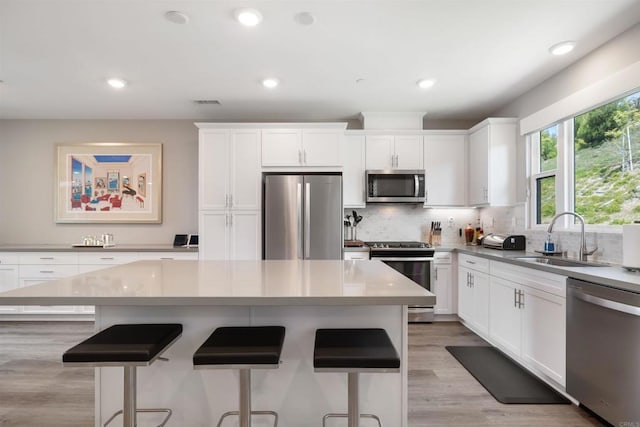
(343, 250), (369, 260)
(432, 252), (454, 315)
(489, 260), (567, 387)
(457, 254), (490, 336)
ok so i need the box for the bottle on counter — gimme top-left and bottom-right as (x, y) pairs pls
(544, 233), (555, 253)
(464, 224), (474, 245)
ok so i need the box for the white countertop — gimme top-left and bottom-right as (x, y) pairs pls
(0, 260), (435, 306)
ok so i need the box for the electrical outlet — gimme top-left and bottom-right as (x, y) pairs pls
(448, 217), (454, 228)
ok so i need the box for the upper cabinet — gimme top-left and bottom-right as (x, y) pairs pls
(199, 128), (261, 211)
(261, 125), (346, 167)
(365, 135), (423, 170)
(343, 135), (366, 208)
(423, 133), (467, 207)
(467, 118), (517, 206)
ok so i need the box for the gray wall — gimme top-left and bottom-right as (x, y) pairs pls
(0, 120), (198, 245)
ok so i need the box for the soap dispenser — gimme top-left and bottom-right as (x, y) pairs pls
(544, 234), (555, 253)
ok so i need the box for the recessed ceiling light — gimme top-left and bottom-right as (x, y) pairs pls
(262, 78), (279, 89)
(165, 11), (189, 24)
(417, 79), (436, 90)
(294, 12), (315, 26)
(107, 78), (127, 89)
(549, 41), (576, 56)
(235, 8), (262, 27)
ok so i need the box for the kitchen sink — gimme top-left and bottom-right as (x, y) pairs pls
(512, 256), (609, 268)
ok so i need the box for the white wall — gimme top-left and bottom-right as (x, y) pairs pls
(0, 120), (198, 245)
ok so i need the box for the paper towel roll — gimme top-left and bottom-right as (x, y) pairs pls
(622, 224), (640, 269)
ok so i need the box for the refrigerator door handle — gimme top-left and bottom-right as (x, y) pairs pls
(304, 182), (311, 258)
(297, 183), (303, 259)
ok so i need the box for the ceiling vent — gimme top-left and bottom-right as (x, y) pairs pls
(193, 100), (221, 105)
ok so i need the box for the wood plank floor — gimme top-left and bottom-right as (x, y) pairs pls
(0, 321), (605, 426)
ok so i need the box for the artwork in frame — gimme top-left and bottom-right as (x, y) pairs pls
(56, 143), (162, 223)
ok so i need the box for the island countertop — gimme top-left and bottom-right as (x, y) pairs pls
(0, 259), (435, 306)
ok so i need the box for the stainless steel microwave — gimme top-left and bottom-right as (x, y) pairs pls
(366, 170), (426, 203)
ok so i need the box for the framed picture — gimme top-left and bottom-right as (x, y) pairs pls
(55, 143), (162, 223)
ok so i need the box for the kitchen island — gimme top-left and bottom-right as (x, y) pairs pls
(0, 259), (434, 427)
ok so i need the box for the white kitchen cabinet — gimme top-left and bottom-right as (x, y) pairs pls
(432, 252), (454, 315)
(489, 276), (522, 357)
(200, 211), (261, 260)
(343, 250), (369, 260)
(199, 129), (261, 211)
(137, 252), (199, 261)
(467, 118), (517, 206)
(343, 135), (366, 208)
(490, 260), (567, 386)
(424, 133), (466, 206)
(261, 128), (343, 167)
(0, 254), (20, 313)
(19, 261), (79, 315)
(457, 254), (490, 337)
(365, 135), (423, 170)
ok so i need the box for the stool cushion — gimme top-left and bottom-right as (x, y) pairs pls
(63, 324), (182, 363)
(193, 326), (285, 366)
(314, 328), (400, 369)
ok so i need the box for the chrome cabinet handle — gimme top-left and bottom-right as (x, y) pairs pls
(303, 149), (307, 164)
(160, 257), (174, 260)
(39, 257), (54, 260)
(519, 290), (524, 308)
(434, 267), (438, 280)
(39, 270), (54, 274)
(229, 213), (233, 227)
(229, 194), (233, 208)
(298, 149), (302, 165)
(514, 288), (518, 308)
(466, 260), (476, 265)
(100, 257), (114, 260)
(225, 213), (229, 227)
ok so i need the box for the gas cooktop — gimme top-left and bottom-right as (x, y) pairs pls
(365, 241), (432, 249)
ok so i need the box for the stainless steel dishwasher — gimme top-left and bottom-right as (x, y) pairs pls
(567, 278), (640, 426)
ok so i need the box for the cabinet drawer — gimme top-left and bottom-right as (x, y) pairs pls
(490, 260), (566, 297)
(433, 251), (452, 264)
(20, 264), (78, 278)
(77, 252), (139, 265)
(344, 251), (370, 260)
(19, 252), (78, 265)
(0, 254), (19, 265)
(137, 252), (198, 261)
(458, 254), (489, 273)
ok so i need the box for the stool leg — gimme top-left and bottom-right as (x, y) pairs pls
(123, 366), (137, 427)
(348, 372), (359, 427)
(239, 369), (251, 427)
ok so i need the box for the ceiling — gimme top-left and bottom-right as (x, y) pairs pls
(1, 0), (640, 124)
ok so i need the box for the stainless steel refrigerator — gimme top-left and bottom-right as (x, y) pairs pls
(263, 174), (343, 260)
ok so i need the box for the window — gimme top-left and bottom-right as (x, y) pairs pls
(574, 92), (640, 224)
(530, 89), (640, 226)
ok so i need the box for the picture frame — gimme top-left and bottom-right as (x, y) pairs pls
(55, 143), (162, 223)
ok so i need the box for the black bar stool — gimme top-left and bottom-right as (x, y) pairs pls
(63, 323), (183, 427)
(314, 328), (400, 427)
(193, 326), (285, 427)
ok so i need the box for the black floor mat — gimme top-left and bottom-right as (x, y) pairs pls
(445, 346), (570, 404)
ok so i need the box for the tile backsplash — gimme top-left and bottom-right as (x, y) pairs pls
(348, 204), (624, 264)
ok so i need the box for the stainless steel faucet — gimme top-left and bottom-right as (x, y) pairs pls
(547, 211), (597, 261)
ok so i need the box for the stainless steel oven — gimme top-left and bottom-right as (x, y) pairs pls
(366, 241), (434, 322)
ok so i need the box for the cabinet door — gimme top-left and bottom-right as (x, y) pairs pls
(199, 130), (230, 210)
(199, 211), (229, 260)
(521, 285), (566, 386)
(20, 278), (77, 314)
(230, 130), (261, 210)
(424, 134), (466, 206)
(457, 267), (473, 322)
(489, 276), (522, 357)
(468, 126), (489, 205)
(433, 264), (452, 314)
(344, 251), (369, 260)
(472, 271), (490, 336)
(343, 135), (366, 208)
(0, 264), (20, 313)
(365, 136), (394, 169)
(261, 129), (302, 166)
(394, 135), (423, 169)
(229, 211), (261, 260)
(302, 130), (342, 166)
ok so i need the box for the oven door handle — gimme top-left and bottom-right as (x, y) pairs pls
(371, 257), (433, 261)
